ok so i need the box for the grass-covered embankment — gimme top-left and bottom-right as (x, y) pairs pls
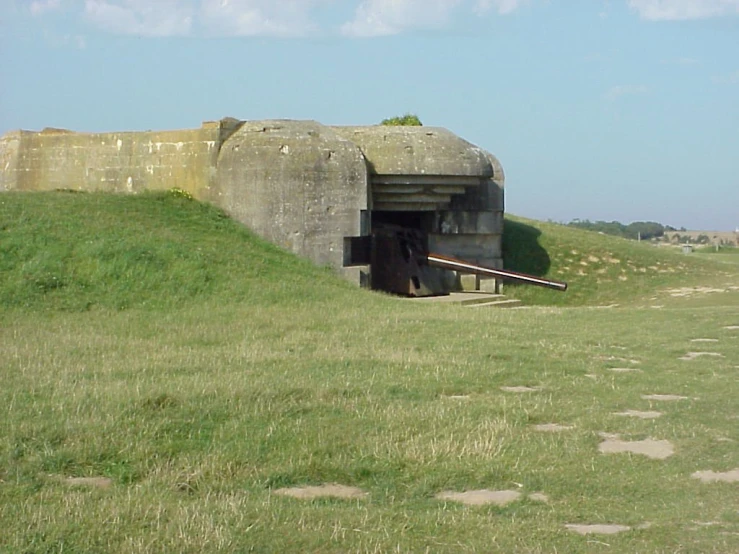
(0, 190), (358, 311)
(503, 215), (734, 306)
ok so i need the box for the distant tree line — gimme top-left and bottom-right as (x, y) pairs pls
(566, 219), (684, 241)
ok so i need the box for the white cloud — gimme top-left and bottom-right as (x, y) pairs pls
(30, 0), (530, 38)
(200, 0), (326, 37)
(83, 0), (195, 37)
(78, 0), (329, 37)
(628, 0), (739, 20)
(341, 0), (526, 37)
(30, 0), (63, 16)
(341, 0), (463, 37)
(475, 0), (527, 14)
(23, 0), (739, 39)
(604, 84), (649, 100)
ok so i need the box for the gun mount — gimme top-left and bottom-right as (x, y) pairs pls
(369, 225), (567, 297)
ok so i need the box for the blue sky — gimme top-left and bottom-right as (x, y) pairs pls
(1, 0), (737, 230)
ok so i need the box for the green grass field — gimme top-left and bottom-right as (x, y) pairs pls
(1, 192), (737, 553)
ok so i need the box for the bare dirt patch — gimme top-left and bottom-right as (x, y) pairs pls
(528, 492), (549, 503)
(598, 438), (674, 459)
(679, 352), (724, 361)
(500, 386), (540, 393)
(691, 469), (739, 483)
(613, 410), (662, 419)
(565, 524), (631, 535)
(691, 338), (719, 343)
(533, 423), (574, 432)
(273, 484), (367, 500)
(436, 489), (522, 506)
(607, 367), (643, 373)
(64, 477), (113, 489)
(442, 394), (471, 400)
(641, 394), (688, 401)
(723, 326), (739, 330)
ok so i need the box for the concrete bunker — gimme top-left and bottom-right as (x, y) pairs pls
(0, 118), (516, 296)
(332, 125), (505, 296)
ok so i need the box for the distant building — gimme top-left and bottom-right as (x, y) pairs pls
(663, 230), (738, 247)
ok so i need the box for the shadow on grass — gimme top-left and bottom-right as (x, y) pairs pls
(502, 218), (551, 277)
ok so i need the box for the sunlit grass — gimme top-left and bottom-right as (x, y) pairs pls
(1, 192), (737, 552)
(503, 215), (734, 306)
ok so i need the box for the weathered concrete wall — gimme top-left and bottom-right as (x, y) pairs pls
(0, 124), (227, 197)
(435, 155), (505, 291)
(332, 126), (495, 177)
(430, 209), (504, 266)
(0, 131), (21, 192)
(212, 120), (369, 281)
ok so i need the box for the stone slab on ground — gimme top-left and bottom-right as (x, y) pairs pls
(598, 438), (674, 459)
(274, 484), (367, 500)
(679, 352), (724, 361)
(64, 477), (113, 489)
(691, 469), (739, 483)
(533, 423), (574, 432)
(436, 489), (522, 506)
(407, 292), (505, 305)
(613, 410), (662, 419)
(565, 524), (631, 535)
(501, 386), (541, 393)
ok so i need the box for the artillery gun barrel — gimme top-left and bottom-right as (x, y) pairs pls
(426, 253), (568, 292)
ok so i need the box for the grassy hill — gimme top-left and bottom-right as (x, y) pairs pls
(1, 192), (737, 553)
(503, 215), (734, 306)
(0, 191), (732, 311)
(0, 190), (358, 312)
